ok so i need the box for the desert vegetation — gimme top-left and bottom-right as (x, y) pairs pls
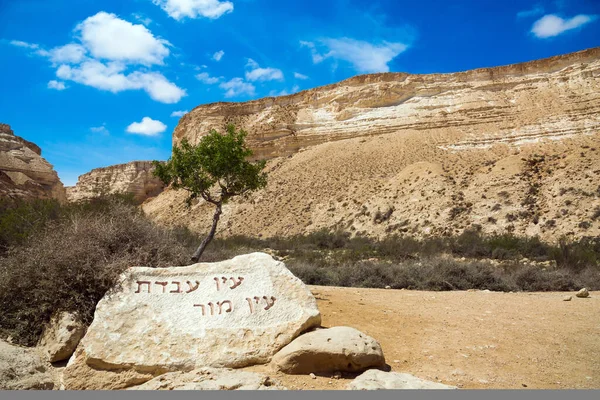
(0, 196), (598, 346)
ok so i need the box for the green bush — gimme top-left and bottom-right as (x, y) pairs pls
(0, 197), (193, 346)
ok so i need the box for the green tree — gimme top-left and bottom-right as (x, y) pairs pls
(153, 124), (267, 262)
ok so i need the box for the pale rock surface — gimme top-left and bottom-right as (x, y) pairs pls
(576, 288), (590, 298)
(145, 48), (600, 243)
(347, 369), (457, 390)
(563, 296), (572, 302)
(271, 326), (385, 374)
(128, 368), (287, 390)
(62, 253), (321, 390)
(66, 161), (165, 203)
(0, 340), (55, 390)
(38, 312), (86, 363)
(0, 123), (66, 202)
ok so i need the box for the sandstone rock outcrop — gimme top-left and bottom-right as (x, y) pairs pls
(0, 340), (55, 390)
(66, 161), (165, 203)
(37, 312), (86, 363)
(347, 370), (457, 390)
(0, 123), (66, 202)
(128, 368), (287, 390)
(271, 326), (386, 374)
(145, 48), (600, 242)
(62, 253), (321, 390)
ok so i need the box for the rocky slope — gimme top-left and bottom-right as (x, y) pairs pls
(67, 161), (165, 203)
(0, 124), (66, 202)
(145, 47), (600, 242)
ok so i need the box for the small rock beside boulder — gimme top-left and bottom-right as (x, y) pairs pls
(347, 369), (457, 390)
(271, 326), (385, 374)
(563, 296), (572, 302)
(0, 340), (55, 390)
(38, 312), (86, 363)
(576, 288), (590, 298)
(128, 368), (287, 390)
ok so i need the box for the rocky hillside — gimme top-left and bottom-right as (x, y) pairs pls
(145, 48), (600, 243)
(67, 161), (165, 203)
(0, 124), (66, 202)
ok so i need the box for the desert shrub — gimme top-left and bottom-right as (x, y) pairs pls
(0, 197), (193, 346)
(552, 237), (600, 273)
(0, 198), (62, 254)
(513, 267), (580, 292)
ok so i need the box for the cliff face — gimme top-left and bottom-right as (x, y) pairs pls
(67, 161), (165, 203)
(146, 48), (600, 242)
(0, 124), (66, 202)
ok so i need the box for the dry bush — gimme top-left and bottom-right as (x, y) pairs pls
(0, 198), (193, 346)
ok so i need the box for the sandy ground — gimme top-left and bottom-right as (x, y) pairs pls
(247, 286), (600, 390)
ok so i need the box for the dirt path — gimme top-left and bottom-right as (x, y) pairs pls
(248, 286), (600, 390)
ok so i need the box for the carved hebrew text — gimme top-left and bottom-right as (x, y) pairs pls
(135, 281), (152, 293)
(170, 281), (182, 294)
(246, 296), (277, 313)
(214, 276), (245, 291)
(186, 281), (200, 293)
(155, 281), (169, 293)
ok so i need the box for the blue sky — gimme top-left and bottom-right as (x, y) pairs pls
(1, 0), (599, 186)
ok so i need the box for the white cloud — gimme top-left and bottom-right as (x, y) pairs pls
(9, 12), (186, 103)
(245, 58), (284, 82)
(90, 124), (109, 135)
(171, 110), (188, 117)
(10, 40), (39, 49)
(126, 117), (167, 136)
(219, 77), (255, 98)
(42, 44), (87, 64)
(196, 71), (221, 84)
(292, 85), (300, 93)
(47, 80), (66, 90)
(133, 13), (153, 26)
(56, 60), (186, 103)
(212, 50), (224, 61)
(153, 0), (233, 21)
(517, 5), (545, 19)
(531, 14), (596, 38)
(294, 72), (309, 80)
(75, 12), (170, 65)
(303, 38), (407, 73)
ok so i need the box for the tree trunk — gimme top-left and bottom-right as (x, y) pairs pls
(191, 203), (222, 263)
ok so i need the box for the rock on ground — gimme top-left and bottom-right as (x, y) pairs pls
(128, 368), (287, 390)
(271, 326), (385, 374)
(576, 288), (590, 298)
(62, 253), (321, 389)
(38, 312), (86, 363)
(347, 369), (457, 390)
(0, 340), (55, 390)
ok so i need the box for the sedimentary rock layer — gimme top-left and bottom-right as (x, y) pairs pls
(0, 123), (66, 202)
(146, 48), (600, 242)
(67, 161), (165, 203)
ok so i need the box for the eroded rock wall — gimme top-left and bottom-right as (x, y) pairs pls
(0, 124), (66, 202)
(146, 48), (600, 242)
(66, 161), (165, 203)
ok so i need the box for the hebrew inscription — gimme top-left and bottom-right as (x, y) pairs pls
(134, 276), (275, 316)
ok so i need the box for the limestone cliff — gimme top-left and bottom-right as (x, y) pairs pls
(67, 161), (165, 203)
(146, 48), (600, 242)
(0, 124), (66, 202)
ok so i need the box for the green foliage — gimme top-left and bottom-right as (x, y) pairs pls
(0, 198), (62, 254)
(153, 124), (267, 206)
(0, 197), (194, 346)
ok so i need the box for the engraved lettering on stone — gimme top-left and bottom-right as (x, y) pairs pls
(229, 277), (244, 289)
(186, 280), (200, 293)
(155, 281), (168, 293)
(207, 302), (215, 315)
(194, 304), (206, 315)
(263, 296), (276, 310)
(246, 297), (255, 313)
(170, 281), (182, 294)
(135, 281), (151, 293)
(214, 277), (222, 291)
(218, 300), (233, 314)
